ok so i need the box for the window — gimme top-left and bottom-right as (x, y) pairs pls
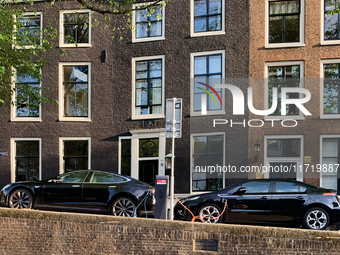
(323, 0), (340, 44)
(266, 62), (304, 118)
(275, 181), (307, 193)
(321, 137), (340, 190)
(59, 138), (91, 173)
(132, 56), (165, 119)
(91, 172), (117, 183)
(241, 181), (271, 194)
(191, 0), (225, 36)
(192, 133), (224, 191)
(17, 13), (42, 47)
(11, 138), (41, 183)
(12, 68), (41, 121)
(120, 138), (131, 176)
(59, 63), (91, 121)
(60, 10), (91, 47)
(191, 51), (225, 116)
(266, 0), (304, 47)
(322, 60), (340, 118)
(267, 139), (300, 157)
(60, 171), (89, 183)
(132, 2), (164, 42)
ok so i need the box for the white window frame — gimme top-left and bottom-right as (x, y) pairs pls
(320, 59), (340, 119)
(190, 132), (225, 194)
(59, 10), (92, 48)
(11, 67), (42, 122)
(59, 137), (91, 174)
(264, 61), (305, 120)
(131, 55), (165, 120)
(321, 0), (340, 45)
(190, 50), (225, 116)
(265, 0), (305, 48)
(190, 0), (225, 37)
(14, 12), (43, 49)
(264, 135), (304, 181)
(59, 62), (91, 122)
(132, 2), (165, 43)
(10, 138), (42, 183)
(320, 134), (340, 188)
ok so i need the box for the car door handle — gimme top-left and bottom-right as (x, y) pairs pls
(261, 196), (268, 200)
(297, 196), (304, 200)
(72, 185), (80, 188)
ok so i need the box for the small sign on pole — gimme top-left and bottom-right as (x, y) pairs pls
(166, 98), (182, 138)
(0, 152), (8, 156)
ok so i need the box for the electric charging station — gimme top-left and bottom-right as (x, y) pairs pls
(154, 175), (169, 219)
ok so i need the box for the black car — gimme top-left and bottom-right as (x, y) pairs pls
(174, 179), (340, 230)
(0, 170), (155, 217)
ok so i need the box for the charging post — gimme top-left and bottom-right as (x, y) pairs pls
(154, 176), (169, 219)
(165, 98), (182, 220)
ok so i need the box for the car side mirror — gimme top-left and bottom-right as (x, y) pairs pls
(233, 187), (246, 195)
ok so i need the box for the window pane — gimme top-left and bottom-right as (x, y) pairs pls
(269, 16), (283, 43)
(276, 181), (300, 193)
(267, 139), (300, 157)
(285, 15), (299, 42)
(195, 57), (207, 74)
(323, 139), (338, 157)
(92, 172), (116, 183)
(64, 141), (88, 156)
(136, 23), (148, 38)
(64, 66), (88, 82)
(62, 171), (88, 183)
(269, 1), (299, 15)
(209, 55), (221, 73)
(150, 87), (162, 105)
(194, 17), (207, 32)
(121, 139), (131, 176)
(149, 21), (162, 36)
(242, 181), (270, 194)
(325, 0), (337, 12)
(63, 13), (89, 44)
(194, 0), (207, 16)
(322, 177), (337, 190)
(209, 0), (222, 14)
(136, 9), (148, 22)
(208, 15), (222, 31)
(324, 13), (339, 40)
(139, 139), (159, 157)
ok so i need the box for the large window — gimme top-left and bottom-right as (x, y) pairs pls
(322, 61), (340, 117)
(321, 137), (340, 190)
(60, 10), (91, 47)
(59, 63), (90, 121)
(132, 56), (164, 119)
(192, 134), (224, 191)
(266, 0), (304, 47)
(191, 0), (225, 36)
(17, 13), (42, 47)
(60, 138), (90, 173)
(266, 62), (303, 118)
(324, 0), (340, 42)
(191, 51), (225, 116)
(132, 2), (164, 42)
(11, 139), (41, 182)
(12, 68), (40, 120)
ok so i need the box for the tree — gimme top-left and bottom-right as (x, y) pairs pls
(0, 0), (165, 109)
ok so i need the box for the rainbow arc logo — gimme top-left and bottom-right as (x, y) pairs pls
(198, 82), (222, 114)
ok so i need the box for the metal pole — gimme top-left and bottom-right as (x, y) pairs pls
(169, 98), (176, 220)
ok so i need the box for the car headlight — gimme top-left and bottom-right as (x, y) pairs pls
(180, 196), (200, 204)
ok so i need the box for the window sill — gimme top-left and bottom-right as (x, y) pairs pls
(132, 36), (165, 43)
(320, 41), (340, 46)
(58, 117), (92, 122)
(59, 44), (92, 48)
(265, 43), (305, 49)
(11, 118), (42, 122)
(320, 114), (340, 119)
(191, 31), (225, 38)
(132, 114), (165, 120)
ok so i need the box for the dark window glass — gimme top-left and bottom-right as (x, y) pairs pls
(194, 54), (222, 112)
(61, 171), (89, 183)
(268, 65), (300, 115)
(322, 138), (340, 190)
(324, 63), (340, 114)
(15, 69), (40, 117)
(276, 181), (307, 193)
(63, 65), (88, 117)
(135, 59), (162, 115)
(192, 135), (223, 191)
(121, 139), (131, 176)
(269, 0), (300, 43)
(15, 141), (39, 182)
(194, 0), (222, 32)
(241, 181), (271, 194)
(324, 0), (340, 40)
(63, 12), (89, 44)
(91, 172), (117, 183)
(63, 140), (88, 172)
(267, 139), (300, 157)
(136, 4), (163, 38)
(18, 14), (41, 45)
(139, 138), (159, 157)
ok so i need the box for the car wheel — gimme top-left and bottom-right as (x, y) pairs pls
(303, 207), (330, 230)
(198, 203), (223, 223)
(111, 197), (136, 217)
(8, 189), (33, 209)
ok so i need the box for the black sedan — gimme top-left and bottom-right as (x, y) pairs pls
(0, 170), (155, 217)
(174, 179), (340, 230)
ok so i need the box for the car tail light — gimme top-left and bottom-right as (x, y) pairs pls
(323, 192), (336, 196)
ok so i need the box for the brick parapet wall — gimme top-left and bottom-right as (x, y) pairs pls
(1, 208), (340, 254)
